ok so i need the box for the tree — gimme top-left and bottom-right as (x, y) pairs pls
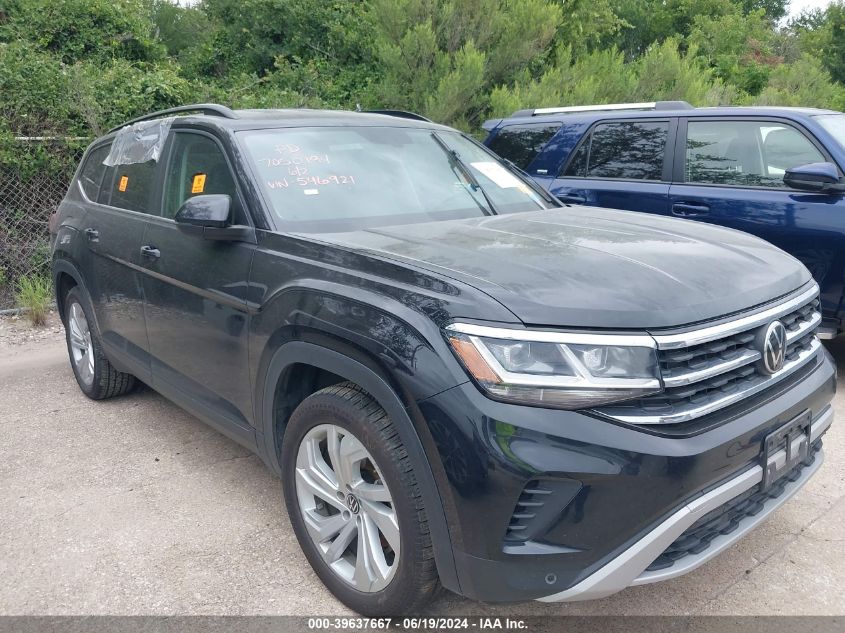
(738, 0), (788, 20)
(0, 0), (844, 141)
(688, 7), (780, 95)
(754, 53), (845, 109)
(0, 41), (76, 135)
(0, 0), (164, 64)
(632, 39), (733, 104)
(367, 0), (566, 127)
(488, 39), (730, 120)
(149, 0), (212, 60)
(794, 0), (845, 85)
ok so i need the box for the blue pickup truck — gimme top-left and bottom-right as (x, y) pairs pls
(483, 102), (845, 338)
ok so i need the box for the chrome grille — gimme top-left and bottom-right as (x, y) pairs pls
(598, 286), (822, 425)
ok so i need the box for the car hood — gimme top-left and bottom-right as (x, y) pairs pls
(310, 207), (811, 329)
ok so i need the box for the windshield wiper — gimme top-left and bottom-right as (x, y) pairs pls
(430, 132), (499, 216)
(498, 158), (560, 206)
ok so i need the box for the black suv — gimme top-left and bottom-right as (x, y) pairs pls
(51, 104), (836, 615)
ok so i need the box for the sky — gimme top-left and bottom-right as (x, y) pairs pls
(787, 0), (836, 20)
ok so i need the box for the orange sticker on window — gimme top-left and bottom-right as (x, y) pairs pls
(118, 175), (129, 192)
(191, 173), (206, 194)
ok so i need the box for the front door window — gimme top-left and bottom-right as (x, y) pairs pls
(685, 120), (825, 188)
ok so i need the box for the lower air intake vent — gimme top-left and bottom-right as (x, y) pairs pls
(505, 480), (553, 542)
(504, 478), (583, 545)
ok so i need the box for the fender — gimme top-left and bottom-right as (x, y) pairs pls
(260, 340), (462, 595)
(52, 256), (89, 325)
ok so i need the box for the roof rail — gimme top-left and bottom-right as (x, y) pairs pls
(510, 101), (694, 118)
(107, 103), (238, 134)
(362, 109), (433, 122)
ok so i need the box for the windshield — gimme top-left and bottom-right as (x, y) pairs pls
(814, 114), (845, 148)
(238, 127), (550, 233)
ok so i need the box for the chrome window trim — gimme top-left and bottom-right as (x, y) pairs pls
(603, 337), (822, 425)
(445, 322), (657, 348)
(650, 283), (819, 350)
(77, 179), (90, 202)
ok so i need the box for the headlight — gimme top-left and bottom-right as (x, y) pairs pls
(445, 323), (661, 408)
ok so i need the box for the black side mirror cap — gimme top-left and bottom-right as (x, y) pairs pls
(784, 162), (845, 193)
(174, 194), (255, 242)
(175, 194), (232, 228)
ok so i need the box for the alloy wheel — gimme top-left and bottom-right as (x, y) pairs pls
(68, 302), (94, 386)
(294, 424), (400, 592)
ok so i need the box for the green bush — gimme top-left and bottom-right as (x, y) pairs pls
(0, 0), (843, 153)
(753, 53), (845, 110)
(15, 275), (52, 326)
(0, 0), (165, 64)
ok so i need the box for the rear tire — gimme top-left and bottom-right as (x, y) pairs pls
(63, 286), (135, 400)
(281, 382), (440, 615)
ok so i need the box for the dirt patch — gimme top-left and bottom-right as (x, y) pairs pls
(0, 311), (64, 350)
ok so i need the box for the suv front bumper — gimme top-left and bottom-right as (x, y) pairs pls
(540, 406), (830, 601)
(416, 346), (836, 603)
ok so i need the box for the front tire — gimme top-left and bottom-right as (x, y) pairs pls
(63, 286), (135, 400)
(281, 383), (439, 615)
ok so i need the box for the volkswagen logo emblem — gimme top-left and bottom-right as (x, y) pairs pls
(758, 320), (787, 375)
(345, 493), (360, 514)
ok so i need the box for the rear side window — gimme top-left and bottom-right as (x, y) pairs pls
(78, 145), (110, 200)
(562, 141), (589, 177)
(686, 120), (825, 188)
(487, 123), (561, 170)
(562, 121), (669, 181)
(105, 160), (158, 213)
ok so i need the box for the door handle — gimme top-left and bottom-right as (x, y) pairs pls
(140, 245), (161, 259)
(558, 194), (586, 204)
(672, 202), (710, 217)
(84, 228), (99, 242)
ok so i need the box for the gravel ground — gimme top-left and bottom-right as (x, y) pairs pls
(0, 311), (63, 348)
(0, 315), (843, 616)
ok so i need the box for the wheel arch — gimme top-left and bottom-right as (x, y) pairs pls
(260, 340), (462, 595)
(52, 258), (86, 325)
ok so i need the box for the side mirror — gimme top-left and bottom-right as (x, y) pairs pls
(173, 194), (254, 242)
(784, 162), (845, 193)
(175, 194), (232, 228)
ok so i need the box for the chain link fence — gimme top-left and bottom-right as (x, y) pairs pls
(0, 138), (87, 309)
